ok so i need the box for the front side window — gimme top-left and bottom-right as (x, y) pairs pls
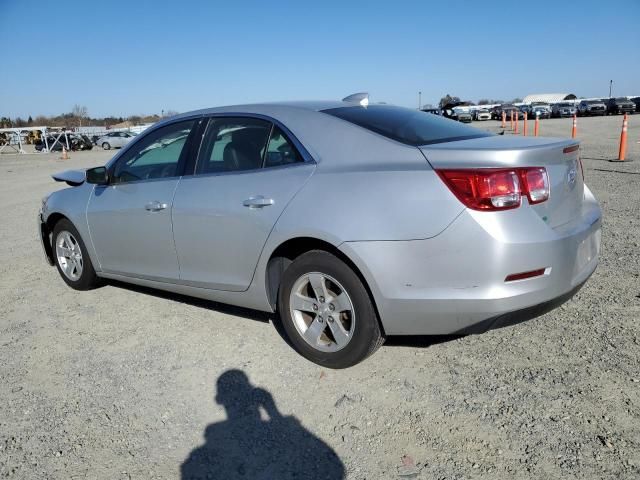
(196, 118), (271, 174)
(112, 120), (195, 183)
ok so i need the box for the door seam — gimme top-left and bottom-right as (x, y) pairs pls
(169, 177), (183, 278)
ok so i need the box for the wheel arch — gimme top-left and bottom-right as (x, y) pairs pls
(265, 236), (386, 335)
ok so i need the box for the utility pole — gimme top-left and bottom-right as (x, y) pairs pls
(418, 91), (422, 110)
(609, 80), (613, 99)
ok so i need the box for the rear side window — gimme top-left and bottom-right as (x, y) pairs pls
(197, 118), (271, 174)
(264, 126), (303, 168)
(322, 105), (491, 146)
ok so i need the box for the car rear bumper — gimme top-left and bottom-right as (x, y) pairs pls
(340, 187), (601, 335)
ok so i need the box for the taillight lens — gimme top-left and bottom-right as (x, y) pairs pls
(437, 167), (549, 211)
(520, 167), (549, 204)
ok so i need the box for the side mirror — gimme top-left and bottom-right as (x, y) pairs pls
(86, 166), (109, 185)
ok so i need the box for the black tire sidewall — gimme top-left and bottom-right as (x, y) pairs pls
(52, 219), (99, 291)
(277, 250), (383, 369)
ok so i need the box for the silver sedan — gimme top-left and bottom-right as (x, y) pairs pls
(39, 97), (602, 368)
(95, 131), (137, 150)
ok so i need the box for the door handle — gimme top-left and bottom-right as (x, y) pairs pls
(243, 196), (274, 209)
(145, 201), (168, 212)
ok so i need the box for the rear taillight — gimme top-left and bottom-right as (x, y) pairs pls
(520, 167), (549, 204)
(437, 167), (549, 211)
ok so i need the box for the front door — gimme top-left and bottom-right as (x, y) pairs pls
(172, 117), (315, 291)
(87, 119), (196, 281)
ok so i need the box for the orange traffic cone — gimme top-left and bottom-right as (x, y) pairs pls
(614, 114), (628, 162)
(501, 111), (506, 129)
(514, 113), (519, 134)
(510, 110), (514, 130)
(571, 115), (577, 138)
(523, 112), (528, 136)
(534, 116), (539, 136)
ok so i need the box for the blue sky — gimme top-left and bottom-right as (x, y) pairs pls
(1, 0), (638, 118)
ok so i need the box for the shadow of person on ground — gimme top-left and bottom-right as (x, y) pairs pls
(181, 369), (345, 480)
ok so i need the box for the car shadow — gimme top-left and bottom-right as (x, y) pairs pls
(105, 280), (464, 351)
(181, 369), (345, 479)
(104, 279), (272, 324)
(384, 334), (463, 348)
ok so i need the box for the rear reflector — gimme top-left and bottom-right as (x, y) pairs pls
(436, 167), (549, 211)
(505, 268), (546, 282)
(563, 144), (579, 154)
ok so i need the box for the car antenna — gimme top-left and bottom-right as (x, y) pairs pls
(342, 92), (369, 107)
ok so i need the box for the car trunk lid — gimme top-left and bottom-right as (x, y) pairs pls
(420, 136), (583, 228)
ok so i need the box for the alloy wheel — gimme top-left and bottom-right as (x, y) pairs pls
(56, 231), (83, 281)
(289, 272), (355, 352)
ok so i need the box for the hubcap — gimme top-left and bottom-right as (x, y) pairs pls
(56, 231), (83, 281)
(289, 272), (355, 352)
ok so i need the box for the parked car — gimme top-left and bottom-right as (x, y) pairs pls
(499, 105), (524, 120)
(35, 134), (93, 152)
(441, 102), (473, 123)
(606, 97), (636, 115)
(529, 105), (551, 119)
(39, 100), (602, 368)
(577, 100), (607, 116)
(631, 97), (640, 112)
(473, 109), (491, 121)
(551, 103), (577, 118)
(96, 131), (137, 150)
(490, 105), (502, 120)
(527, 102), (551, 119)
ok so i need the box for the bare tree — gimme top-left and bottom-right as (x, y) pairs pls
(72, 104), (88, 127)
(439, 94), (461, 108)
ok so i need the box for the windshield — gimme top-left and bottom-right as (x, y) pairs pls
(322, 105), (492, 146)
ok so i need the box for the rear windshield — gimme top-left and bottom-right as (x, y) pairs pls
(322, 105), (492, 146)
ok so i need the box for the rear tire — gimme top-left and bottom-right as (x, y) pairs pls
(52, 219), (101, 291)
(277, 250), (384, 368)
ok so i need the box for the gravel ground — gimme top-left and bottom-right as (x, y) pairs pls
(1, 115), (639, 479)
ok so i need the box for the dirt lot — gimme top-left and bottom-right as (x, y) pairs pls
(1, 115), (639, 479)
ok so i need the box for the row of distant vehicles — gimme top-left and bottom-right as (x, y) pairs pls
(432, 97), (640, 123)
(34, 130), (137, 152)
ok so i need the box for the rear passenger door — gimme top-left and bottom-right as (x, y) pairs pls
(171, 116), (315, 291)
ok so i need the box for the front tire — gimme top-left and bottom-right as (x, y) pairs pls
(102, 142), (111, 150)
(52, 219), (101, 291)
(277, 250), (384, 368)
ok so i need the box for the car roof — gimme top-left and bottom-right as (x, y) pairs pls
(118, 101), (426, 170)
(175, 100), (348, 118)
